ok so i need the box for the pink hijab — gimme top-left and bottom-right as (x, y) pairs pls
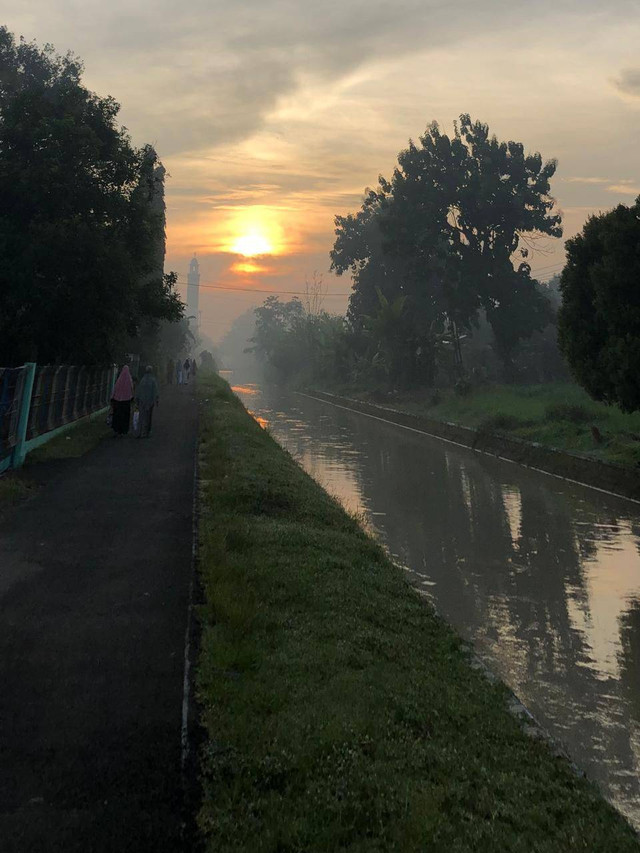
(112, 365), (134, 401)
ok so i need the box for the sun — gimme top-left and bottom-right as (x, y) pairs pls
(231, 232), (273, 257)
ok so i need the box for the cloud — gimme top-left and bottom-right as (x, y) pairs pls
(613, 67), (640, 98)
(607, 184), (640, 195)
(564, 177), (609, 184)
(4, 0), (609, 156)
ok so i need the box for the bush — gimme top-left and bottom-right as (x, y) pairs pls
(544, 403), (595, 424)
(479, 414), (527, 432)
(454, 377), (472, 397)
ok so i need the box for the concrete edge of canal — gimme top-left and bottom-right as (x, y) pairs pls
(303, 390), (640, 505)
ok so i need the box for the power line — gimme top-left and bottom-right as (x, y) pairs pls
(532, 260), (566, 273)
(176, 279), (351, 297)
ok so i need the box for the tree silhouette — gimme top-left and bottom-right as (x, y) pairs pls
(558, 196), (640, 412)
(0, 27), (182, 365)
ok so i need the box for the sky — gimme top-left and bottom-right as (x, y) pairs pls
(3, 1), (640, 343)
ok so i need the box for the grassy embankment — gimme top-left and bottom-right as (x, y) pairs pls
(345, 382), (640, 468)
(196, 371), (638, 852)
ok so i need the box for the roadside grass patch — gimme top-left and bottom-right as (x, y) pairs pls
(478, 413), (531, 433)
(544, 402), (596, 424)
(26, 417), (111, 463)
(0, 474), (34, 508)
(196, 372), (638, 852)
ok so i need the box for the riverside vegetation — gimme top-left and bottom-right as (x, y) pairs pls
(196, 372), (639, 852)
(344, 382), (640, 468)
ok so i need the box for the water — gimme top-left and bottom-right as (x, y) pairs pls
(231, 378), (640, 828)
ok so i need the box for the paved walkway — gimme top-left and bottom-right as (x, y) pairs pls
(0, 384), (198, 852)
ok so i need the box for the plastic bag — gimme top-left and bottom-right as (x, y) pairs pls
(132, 410), (140, 432)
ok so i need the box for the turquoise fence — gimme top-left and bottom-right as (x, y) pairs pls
(0, 363), (117, 473)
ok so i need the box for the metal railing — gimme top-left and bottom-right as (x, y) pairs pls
(0, 363), (116, 473)
(26, 365), (114, 441)
(0, 367), (26, 465)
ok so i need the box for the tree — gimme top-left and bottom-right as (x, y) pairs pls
(331, 193), (442, 385)
(250, 296), (305, 380)
(332, 115), (561, 380)
(219, 307), (260, 377)
(558, 196), (640, 412)
(0, 28), (182, 366)
(200, 350), (217, 371)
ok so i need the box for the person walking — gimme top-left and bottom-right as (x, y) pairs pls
(110, 365), (134, 436)
(135, 365), (159, 438)
(190, 358), (198, 381)
(183, 358), (191, 385)
(176, 359), (183, 385)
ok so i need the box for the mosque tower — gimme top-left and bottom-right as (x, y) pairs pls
(186, 255), (200, 331)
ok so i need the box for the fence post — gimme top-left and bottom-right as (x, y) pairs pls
(12, 362), (37, 469)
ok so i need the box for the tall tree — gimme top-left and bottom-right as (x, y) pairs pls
(332, 115), (561, 379)
(250, 296), (305, 380)
(0, 28), (182, 366)
(558, 196), (640, 412)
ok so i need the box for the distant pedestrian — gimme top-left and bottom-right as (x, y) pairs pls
(111, 365), (134, 436)
(183, 358), (191, 385)
(191, 359), (197, 381)
(166, 358), (174, 385)
(176, 359), (183, 385)
(135, 365), (159, 438)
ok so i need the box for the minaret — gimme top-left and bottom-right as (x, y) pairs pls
(187, 255), (200, 331)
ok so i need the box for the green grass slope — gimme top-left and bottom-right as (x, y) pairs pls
(196, 372), (638, 852)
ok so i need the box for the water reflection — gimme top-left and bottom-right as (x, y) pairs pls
(234, 382), (640, 828)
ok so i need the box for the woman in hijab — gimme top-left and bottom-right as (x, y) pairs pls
(111, 364), (134, 436)
(135, 365), (159, 438)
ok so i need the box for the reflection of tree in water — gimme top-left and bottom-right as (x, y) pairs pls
(618, 598), (640, 711)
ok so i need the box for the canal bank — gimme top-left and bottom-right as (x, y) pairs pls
(196, 372), (638, 851)
(306, 390), (640, 503)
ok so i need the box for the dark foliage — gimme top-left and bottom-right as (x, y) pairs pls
(558, 196), (640, 412)
(0, 27), (182, 366)
(331, 115), (561, 382)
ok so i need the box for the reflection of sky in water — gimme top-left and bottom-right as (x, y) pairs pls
(233, 380), (640, 829)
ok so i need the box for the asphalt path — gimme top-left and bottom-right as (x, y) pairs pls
(0, 383), (198, 852)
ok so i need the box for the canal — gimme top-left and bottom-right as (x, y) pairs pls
(232, 379), (640, 829)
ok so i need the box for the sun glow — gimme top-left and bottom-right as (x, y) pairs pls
(231, 232), (273, 256)
(222, 206), (287, 259)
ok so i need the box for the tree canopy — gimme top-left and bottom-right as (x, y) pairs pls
(0, 27), (182, 366)
(331, 115), (561, 380)
(558, 196), (640, 412)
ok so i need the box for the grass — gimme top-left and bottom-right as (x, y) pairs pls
(196, 371), (639, 852)
(25, 415), (111, 463)
(0, 474), (34, 508)
(0, 413), (110, 509)
(359, 383), (640, 468)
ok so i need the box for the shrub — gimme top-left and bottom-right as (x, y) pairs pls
(479, 413), (526, 432)
(454, 377), (472, 397)
(544, 403), (594, 424)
